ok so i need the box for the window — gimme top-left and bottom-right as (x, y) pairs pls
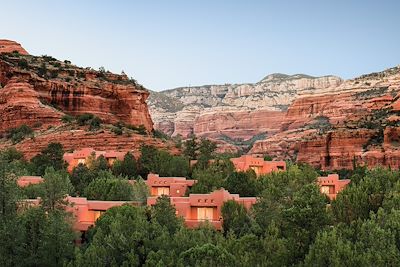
(157, 187), (170, 196)
(93, 210), (104, 221)
(320, 185), (333, 194)
(197, 207), (214, 221)
(250, 166), (261, 175)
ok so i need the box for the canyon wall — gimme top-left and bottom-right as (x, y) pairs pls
(250, 66), (400, 170)
(0, 41), (153, 133)
(150, 62), (400, 170)
(149, 73), (343, 151)
(0, 40), (178, 158)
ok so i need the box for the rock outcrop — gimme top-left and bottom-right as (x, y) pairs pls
(250, 65), (400, 170)
(149, 73), (342, 151)
(0, 79), (63, 132)
(0, 43), (153, 133)
(0, 126), (179, 160)
(0, 40), (175, 159)
(0, 40), (29, 55)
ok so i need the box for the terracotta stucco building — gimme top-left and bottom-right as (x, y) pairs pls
(146, 173), (196, 197)
(63, 148), (126, 172)
(317, 174), (350, 200)
(147, 189), (257, 230)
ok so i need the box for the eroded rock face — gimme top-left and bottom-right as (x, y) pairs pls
(0, 79), (63, 133)
(0, 127), (179, 159)
(193, 108), (285, 140)
(0, 46), (153, 133)
(0, 40), (167, 159)
(0, 40), (29, 55)
(250, 66), (400, 170)
(149, 73), (342, 152)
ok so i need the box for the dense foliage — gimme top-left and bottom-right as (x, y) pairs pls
(1, 143), (400, 266)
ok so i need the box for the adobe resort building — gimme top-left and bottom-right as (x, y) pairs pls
(147, 189), (257, 230)
(146, 173), (196, 197)
(63, 148), (126, 172)
(191, 155), (287, 176)
(317, 174), (350, 200)
(230, 155), (286, 176)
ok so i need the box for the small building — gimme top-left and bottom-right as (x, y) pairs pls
(23, 196), (139, 232)
(146, 173), (196, 197)
(190, 155), (286, 176)
(63, 148), (126, 172)
(230, 155), (286, 176)
(64, 196), (139, 232)
(147, 189), (257, 230)
(17, 176), (44, 187)
(317, 174), (350, 200)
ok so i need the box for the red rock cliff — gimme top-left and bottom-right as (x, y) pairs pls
(0, 45), (153, 133)
(0, 40), (29, 55)
(250, 66), (400, 170)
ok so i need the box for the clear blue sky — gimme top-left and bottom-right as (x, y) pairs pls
(1, 0), (399, 91)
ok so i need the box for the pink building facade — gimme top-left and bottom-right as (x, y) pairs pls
(24, 196), (139, 232)
(17, 176), (44, 187)
(147, 189), (257, 230)
(146, 173), (196, 197)
(230, 155), (286, 176)
(63, 148), (126, 172)
(317, 174), (350, 200)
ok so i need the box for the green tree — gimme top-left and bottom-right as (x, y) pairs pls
(91, 155), (108, 172)
(282, 184), (331, 263)
(225, 225), (289, 267)
(40, 167), (73, 212)
(31, 142), (67, 176)
(332, 168), (399, 224)
(78, 205), (153, 266)
(0, 159), (21, 218)
(221, 200), (252, 237)
(138, 145), (189, 177)
(183, 135), (197, 160)
(303, 228), (357, 266)
(195, 138), (217, 169)
(16, 207), (75, 267)
(224, 171), (259, 196)
(190, 159), (234, 194)
(151, 195), (182, 235)
(178, 243), (235, 267)
(112, 152), (138, 178)
(132, 178), (150, 203)
(84, 171), (133, 201)
(70, 163), (96, 196)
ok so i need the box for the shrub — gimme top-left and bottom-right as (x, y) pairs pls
(125, 124), (147, 135)
(49, 69), (59, 78)
(153, 129), (169, 139)
(52, 62), (61, 68)
(37, 63), (47, 77)
(89, 116), (102, 131)
(6, 124), (33, 144)
(112, 127), (123, 135)
(32, 122), (43, 129)
(61, 114), (74, 123)
(41, 55), (57, 62)
(17, 58), (29, 69)
(136, 125), (147, 135)
(77, 113), (94, 125)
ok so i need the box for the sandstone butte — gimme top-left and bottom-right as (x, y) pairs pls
(0, 40), (177, 158)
